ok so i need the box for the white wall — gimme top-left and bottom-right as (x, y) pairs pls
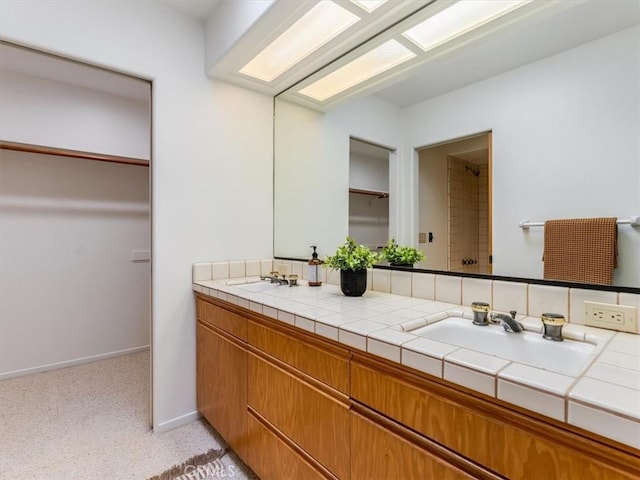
(0, 69), (150, 159)
(349, 153), (388, 193)
(418, 148), (448, 270)
(404, 26), (639, 286)
(0, 151), (150, 377)
(274, 95), (401, 259)
(0, 0), (274, 432)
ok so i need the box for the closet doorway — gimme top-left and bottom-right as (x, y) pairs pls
(417, 132), (492, 274)
(348, 138), (393, 253)
(0, 43), (152, 424)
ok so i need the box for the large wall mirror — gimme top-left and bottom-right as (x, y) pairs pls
(274, 0), (640, 288)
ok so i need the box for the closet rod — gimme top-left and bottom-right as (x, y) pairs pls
(349, 188), (389, 199)
(519, 217), (640, 229)
(0, 140), (149, 167)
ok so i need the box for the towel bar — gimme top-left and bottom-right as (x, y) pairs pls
(519, 216), (640, 229)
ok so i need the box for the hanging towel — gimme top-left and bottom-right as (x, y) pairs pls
(543, 217), (617, 285)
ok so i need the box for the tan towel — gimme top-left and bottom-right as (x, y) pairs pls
(543, 217), (617, 285)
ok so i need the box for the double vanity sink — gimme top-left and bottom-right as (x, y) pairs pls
(193, 275), (639, 451)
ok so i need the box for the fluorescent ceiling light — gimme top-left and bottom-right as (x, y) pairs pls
(350, 0), (387, 13)
(403, 0), (531, 52)
(298, 39), (416, 102)
(240, 1), (361, 82)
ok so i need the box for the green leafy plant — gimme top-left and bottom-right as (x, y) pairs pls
(381, 238), (425, 266)
(323, 237), (378, 271)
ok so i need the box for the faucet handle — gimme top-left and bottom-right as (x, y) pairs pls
(541, 313), (566, 341)
(510, 310), (517, 319)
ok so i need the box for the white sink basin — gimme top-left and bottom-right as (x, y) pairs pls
(235, 281), (279, 293)
(413, 317), (594, 376)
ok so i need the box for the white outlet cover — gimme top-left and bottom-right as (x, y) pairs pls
(584, 301), (638, 333)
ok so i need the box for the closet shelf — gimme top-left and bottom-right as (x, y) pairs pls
(349, 188), (389, 199)
(0, 140), (150, 167)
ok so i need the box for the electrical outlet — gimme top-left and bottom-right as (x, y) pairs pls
(584, 301), (638, 333)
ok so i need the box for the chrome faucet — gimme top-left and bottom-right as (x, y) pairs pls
(260, 271), (289, 285)
(490, 310), (524, 333)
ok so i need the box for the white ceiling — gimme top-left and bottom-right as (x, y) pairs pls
(155, 0), (221, 21)
(0, 43), (150, 102)
(373, 0), (640, 108)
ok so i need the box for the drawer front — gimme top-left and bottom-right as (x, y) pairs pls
(248, 353), (350, 479)
(248, 320), (349, 394)
(197, 322), (248, 460)
(351, 410), (474, 480)
(198, 299), (247, 341)
(351, 361), (637, 480)
(246, 412), (331, 480)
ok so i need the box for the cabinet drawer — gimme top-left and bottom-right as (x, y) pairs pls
(248, 352), (350, 479)
(248, 320), (349, 394)
(351, 410), (475, 480)
(246, 412), (332, 480)
(351, 360), (638, 480)
(197, 298), (247, 341)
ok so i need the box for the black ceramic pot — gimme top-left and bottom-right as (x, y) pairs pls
(390, 263), (414, 268)
(340, 269), (367, 297)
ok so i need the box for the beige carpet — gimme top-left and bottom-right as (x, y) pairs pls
(0, 351), (255, 480)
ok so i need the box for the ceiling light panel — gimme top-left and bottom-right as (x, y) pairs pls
(403, 0), (532, 52)
(239, 1), (361, 83)
(350, 0), (387, 13)
(298, 39), (417, 102)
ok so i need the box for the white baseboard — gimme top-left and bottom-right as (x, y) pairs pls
(0, 345), (150, 380)
(154, 410), (201, 434)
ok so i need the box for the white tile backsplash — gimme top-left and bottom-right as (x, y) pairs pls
(620, 293), (640, 309)
(372, 269), (391, 293)
(193, 263), (212, 282)
(229, 260), (245, 279)
(492, 280), (528, 315)
(461, 278), (492, 307)
(391, 270), (412, 297)
(212, 262), (230, 281)
(528, 284), (569, 319)
(435, 275), (462, 305)
(260, 259), (273, 276)
(412, 273), (435, 300)
(245, 260), (261, 277)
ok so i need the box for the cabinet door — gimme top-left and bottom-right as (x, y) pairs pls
(246, 412), (329, 480)
(351, 411), (474, 480)
(248, 352), (350, 479)
(197, 322), (248, 460)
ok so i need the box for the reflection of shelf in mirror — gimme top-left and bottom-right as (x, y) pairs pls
(349, 188), (389, 199)
(0, 140), (150, 167)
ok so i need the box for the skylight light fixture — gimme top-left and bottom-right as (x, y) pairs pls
(239, 1), (361, 83)
(350, 0), (387, 13)
(403, 0), (532, 52)
(298, 39), (416, 102)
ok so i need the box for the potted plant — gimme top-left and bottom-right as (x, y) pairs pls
(381, 238), (425, 267)
(324, 237), (378, 296)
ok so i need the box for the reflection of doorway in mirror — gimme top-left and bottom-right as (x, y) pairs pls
(418, 132), (492, 274)
(348, 138), (392, 254)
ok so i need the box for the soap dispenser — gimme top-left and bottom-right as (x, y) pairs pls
(308, 246), (323, 287)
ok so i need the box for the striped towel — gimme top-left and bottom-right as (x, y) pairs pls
(543, 217), (617, 285)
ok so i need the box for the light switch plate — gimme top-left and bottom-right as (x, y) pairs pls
(584, 301), (638, 333)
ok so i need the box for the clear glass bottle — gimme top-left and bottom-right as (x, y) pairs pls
(308, 246), (323, 287)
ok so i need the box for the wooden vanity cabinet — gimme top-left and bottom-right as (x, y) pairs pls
(351, 355), (640, 480)
(246, 319), (351, 480)
(196, 295), (639, 480)
(196, 298), (248, 462)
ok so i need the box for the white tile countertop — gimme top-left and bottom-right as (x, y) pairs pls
(193, 277), (640, 449)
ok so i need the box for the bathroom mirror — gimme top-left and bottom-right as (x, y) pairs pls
(274, 0), (640, 288)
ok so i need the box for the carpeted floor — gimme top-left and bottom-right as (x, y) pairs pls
(0, 351), (256, 479)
